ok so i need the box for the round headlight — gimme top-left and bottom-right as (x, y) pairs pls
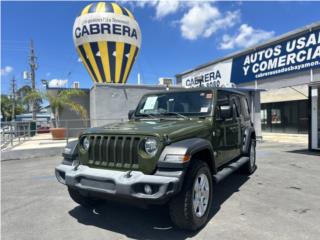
(144, 138), (158, 156)
(82, 137), (90, 151)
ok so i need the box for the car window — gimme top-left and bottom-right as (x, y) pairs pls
(240, 96), (250, 119)
(136, 90), (214, 117)
(216, 92), (232, 119)
(231, 96), (240, 118)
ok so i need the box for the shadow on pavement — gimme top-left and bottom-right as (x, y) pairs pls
(286, 149), (320, 156)
(69, 173), (249, 239)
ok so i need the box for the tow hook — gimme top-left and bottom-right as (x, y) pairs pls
(124, 170), (133, 178)
(72, 159), (80, 171)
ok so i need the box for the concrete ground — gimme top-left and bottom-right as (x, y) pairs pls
(2, 142), (320, 240)
(1, 133), (77, 161)
(1, 133), (75, 151)
(262, 132), (308, 145)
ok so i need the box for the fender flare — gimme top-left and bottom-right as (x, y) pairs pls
(242, 127), (256, 154)
(62, 140), (79, 162)
(158, 138), (215, 172)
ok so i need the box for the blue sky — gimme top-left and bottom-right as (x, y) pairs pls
(1, 0), (320, 94)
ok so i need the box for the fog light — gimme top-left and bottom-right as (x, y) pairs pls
(144, 184), (152, 195)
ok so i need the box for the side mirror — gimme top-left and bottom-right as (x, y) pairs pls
(128, 110), (135, 120)
(220, 105), (232, 120)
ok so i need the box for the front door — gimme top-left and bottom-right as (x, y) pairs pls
(214, 92), (241, 166)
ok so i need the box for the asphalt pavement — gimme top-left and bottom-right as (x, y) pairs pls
(2, 142), (320, 240)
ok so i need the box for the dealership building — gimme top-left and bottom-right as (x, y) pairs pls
(52, 22), (319, 151)
(176, 22), (320, 150)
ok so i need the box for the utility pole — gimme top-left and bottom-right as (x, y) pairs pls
(29, 39), (37, 120)
(137, 73), (141, 85)
(10, 76), (17, 121)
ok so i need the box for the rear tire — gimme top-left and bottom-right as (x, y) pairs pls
(169, 160), (213, 231)
(68, 187), (102, 208)
(241, 138), (257, 174)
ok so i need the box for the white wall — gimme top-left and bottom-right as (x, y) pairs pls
(311, 87), (319, 149)
(90, 84), (182, 127)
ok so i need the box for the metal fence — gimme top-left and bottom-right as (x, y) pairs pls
(0, 118), (124, 149)
(1, 121), (32, 148)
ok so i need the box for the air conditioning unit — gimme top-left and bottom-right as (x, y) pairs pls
(71, 81), (80, 89)
(221, 82), (237, 88)
(159, 77), (173, 86)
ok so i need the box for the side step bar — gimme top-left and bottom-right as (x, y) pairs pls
(213, 156), (249, 183)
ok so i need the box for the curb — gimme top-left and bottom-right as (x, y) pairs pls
(1, 147), (64, 161)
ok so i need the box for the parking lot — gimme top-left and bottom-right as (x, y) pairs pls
(2, 142), (320, 240)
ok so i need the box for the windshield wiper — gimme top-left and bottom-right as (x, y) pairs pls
(139, 113), (158, 119)
(161, 112), (189, 119)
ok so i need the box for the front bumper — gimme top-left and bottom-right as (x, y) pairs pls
(55, 164), (182, 202)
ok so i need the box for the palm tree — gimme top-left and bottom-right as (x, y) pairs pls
(24, 88), (88, 128)
(17, 85), (42, 112)
(46, 89), (88, 128)
(23, 89), (42, 117)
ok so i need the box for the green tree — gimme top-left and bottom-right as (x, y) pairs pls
(0, 95), (25, 121)
(46, 89), (88, 128)
(21, 87), (42, 113)
(23, 88), (87, 127)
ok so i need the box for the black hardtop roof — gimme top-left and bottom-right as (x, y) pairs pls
(141, 87), (259, 97)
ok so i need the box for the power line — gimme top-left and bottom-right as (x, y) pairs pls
(3, 48), (29, 53)
(2, 40), (29, 43)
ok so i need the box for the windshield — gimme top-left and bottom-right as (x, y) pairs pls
(135, 90), (214, 118)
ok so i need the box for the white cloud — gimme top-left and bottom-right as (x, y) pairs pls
(1, 66), (14, 76)
(155, 0), (179, 19)
(220, 24), (275, 49)
(134, 0), (180, 19)
(180, 3), (240, 40)
(48, 79), (68, 88)
(128, 1), (273, 49)
(134, 1), (154, 8)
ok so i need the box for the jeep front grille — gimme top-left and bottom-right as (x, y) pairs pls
(87, 135), (141, 169)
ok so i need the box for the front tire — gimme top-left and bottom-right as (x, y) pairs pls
(68, 187), (101, 208)
(169, 160), (213, 231)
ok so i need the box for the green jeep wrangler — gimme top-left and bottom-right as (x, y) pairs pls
(55, 88), (257, 231)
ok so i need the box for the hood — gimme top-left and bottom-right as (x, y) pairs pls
(83, 118), (212, 142)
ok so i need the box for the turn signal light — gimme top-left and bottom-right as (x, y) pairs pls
(164, 154), (190, 163)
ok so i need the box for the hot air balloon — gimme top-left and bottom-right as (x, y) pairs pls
(73, 2), (141, 84)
